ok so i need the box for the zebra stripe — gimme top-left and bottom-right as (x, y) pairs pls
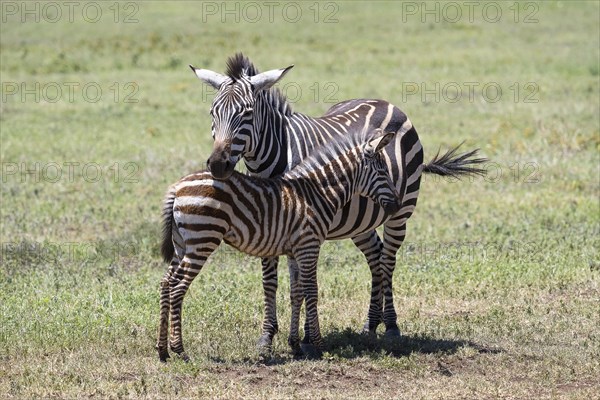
(156, 129), (401, 361)
(190, 53), (485, 348)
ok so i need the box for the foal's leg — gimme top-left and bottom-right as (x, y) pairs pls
(296, 247), (324, 358)
(157, 232), (185, 361)
(287, 258), (303, 357)
(169, 239), (219, 361)
(257, 256), (279, 354)
(157, 257), (179, 361)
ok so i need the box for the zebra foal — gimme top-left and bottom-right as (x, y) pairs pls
(157, 128), (400, 361)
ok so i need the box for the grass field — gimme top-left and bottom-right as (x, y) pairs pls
(1, 1), (599, 399)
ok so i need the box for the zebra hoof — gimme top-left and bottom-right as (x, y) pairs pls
(290, 345), (303, 360)
(288, 336), (302, 358)
(384, 327), (401, 338)
(157, 348), (170, 362)
(154, 345), (171, 362)
(362, 319), (382, 335)
(300, 343), (323, 360)
(256, 335), (273, 357)
(292, 347), (304, 360)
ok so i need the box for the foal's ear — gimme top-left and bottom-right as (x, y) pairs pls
(249, 65), (294, 91)
(189, 65), (228, 89)
(365, 129), (396, 155)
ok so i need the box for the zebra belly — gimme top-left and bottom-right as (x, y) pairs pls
(326, 195), (390, 240)
(223, 232), (291, 258)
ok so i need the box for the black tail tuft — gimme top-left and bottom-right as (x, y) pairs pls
(160, 187), (176, 263)
(423, 142), (488, 179)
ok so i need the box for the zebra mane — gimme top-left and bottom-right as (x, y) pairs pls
(225, 52), (293, 116)
(225, 53), (258, 80)
(285, 129), (368, 179)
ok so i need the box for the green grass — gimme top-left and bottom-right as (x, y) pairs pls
(1, 1), (599, 398)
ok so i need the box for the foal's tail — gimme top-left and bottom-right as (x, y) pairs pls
(160, 186), (176, 263)
(423, 143), (487, 179)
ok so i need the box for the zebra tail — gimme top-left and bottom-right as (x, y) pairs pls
(160, 186), (176, 263)
(422, 142), (488, 179)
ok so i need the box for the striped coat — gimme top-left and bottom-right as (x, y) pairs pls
(157, 129), (400, 361)
(190, 54), (486, 351)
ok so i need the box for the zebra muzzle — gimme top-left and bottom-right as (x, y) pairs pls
(207, 157), (234, 180)
(382, 201), (401, 215)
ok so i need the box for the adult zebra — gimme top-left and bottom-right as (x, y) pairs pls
(190, 53), (484, 351)
(158, 128), (401, 361)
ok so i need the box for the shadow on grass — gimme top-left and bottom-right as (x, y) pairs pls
(208, 354), (293, 367)
(201, 329), (503, 366)
(323, 328), (502, 360)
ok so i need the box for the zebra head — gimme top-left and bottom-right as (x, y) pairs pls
(357, 129), (402, 215)
(190, 55), (293, 179)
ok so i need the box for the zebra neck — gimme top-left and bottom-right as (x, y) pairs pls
(244, 91), (291, 178)
(283, 112), (334, 169)
(286, 162), (356, 221)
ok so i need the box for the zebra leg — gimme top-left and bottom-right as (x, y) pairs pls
(380, 219), (407, 337)
(287, 259), (303, 357)
(257, 256), (279, 355)
(351, 230), (384, 334)
(300, 252), (310, 344)
(299, 256), (317, 346)
(301, 312), (311, 345)
(169, 242), (218, 361)
(156, 259), (177, 362)
(297, 250), (324, 358)
(157, 233), (184, 362)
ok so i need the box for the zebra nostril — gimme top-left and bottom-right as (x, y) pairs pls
(206, 158), (211, 170)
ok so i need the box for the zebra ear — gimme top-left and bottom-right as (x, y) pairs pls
(189, 65), (228, 89)
(249, 65), (294, 91)
(365, 129), (396, 155)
